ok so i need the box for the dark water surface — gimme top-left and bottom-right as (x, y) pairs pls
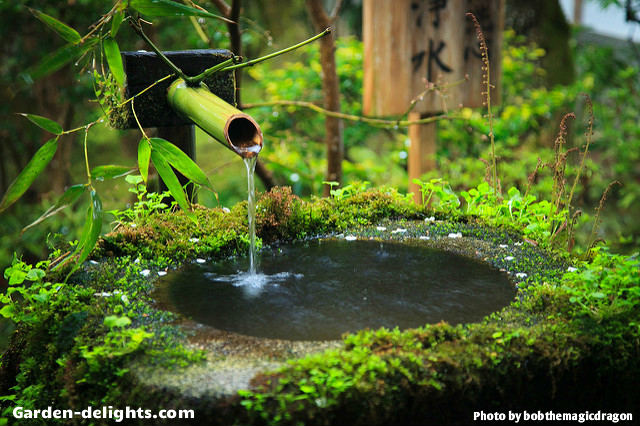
(165, 239), (514, 340)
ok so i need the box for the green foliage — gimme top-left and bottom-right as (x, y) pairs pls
(18, 113), (63, 135)
(29, 8), (81, 44)
(1, 1), (223, 275)
(79, 315), (153, 375)
(249, 37), (407, 194)
(562, 248), (640, 320)
(0, 250), (205, 425)
(26, 37), (99, 81)
(102, 37), (125, 88)
(108, 175), (172, 225)
(0, 137), (59, 213)
(413, 178), (460, 213)
(129, 0), (230, 22)
(0, 256), (51, 324)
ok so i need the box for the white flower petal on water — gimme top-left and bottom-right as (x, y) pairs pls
(345, 235), (357, 241)
(158, 271), (167, 276)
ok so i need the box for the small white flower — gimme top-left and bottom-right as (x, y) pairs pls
(425, 216), (436, 223)
(89, 260), (99, 265)
(222, 207), (230, 213)
(515, 272), (528, 279)
(345, 235), (357, 241)
(376, 226), (387, 231)
(504, 256), (515, 261)
(196, 258), (206, 264)
(140, 269), (151, 277)
(130, 223), (137, 228)
(121, 295), (129, 304)
(134, 257), (140, 264)
(158, 271), (167, 276)
(448, 232), (462, 239)
(514, 242), (523, 246)
(94, 292), (112, 297)
(499, 244), (508, 249)
(392, 228), (407, 234)
(567, 266), (578, 272)
(189, 237), (200, 243)
(419, 236), (430, 240)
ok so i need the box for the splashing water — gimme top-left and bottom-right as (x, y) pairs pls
(243, 156), (258, 275)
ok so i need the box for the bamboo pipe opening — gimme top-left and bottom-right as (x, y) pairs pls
(225, 114), (263, 158)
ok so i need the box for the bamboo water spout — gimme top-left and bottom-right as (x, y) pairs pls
(167, 79), (263, 158)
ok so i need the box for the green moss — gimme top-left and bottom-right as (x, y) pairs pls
(1, 186), (638, 425)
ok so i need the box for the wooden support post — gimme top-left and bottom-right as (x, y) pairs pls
(363, 0), (504, 203)
(408, 112), (437, 204)
(157, 125), (196, 201)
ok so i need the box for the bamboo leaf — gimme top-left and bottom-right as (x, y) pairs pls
(129, 0), (232, 23)
(22, 184), (86, 233)
(149, 137), (211, 188)
(150, 150), (196, 222)
(27, 38), (99, 81)
(103, 37), (125, 87)
(0, 138), (59, 213)
(91, 165), (133, 180)
(30, 8), (82, 43)
(111, 11), (124, 37)
(65, 191), (102, 280)
(138, 138), (151, 183)
(20, 113), (63, 135)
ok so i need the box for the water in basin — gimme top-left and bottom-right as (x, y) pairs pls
(164, 239), (514, 341)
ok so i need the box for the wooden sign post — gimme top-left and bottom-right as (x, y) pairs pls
(363, 0), (504, 203)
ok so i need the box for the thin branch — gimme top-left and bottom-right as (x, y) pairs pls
(131, 98), (149, 141)
(221, 28), (332, 72)
(188, 57), (239, 83)
(243, 100), (457, 128)
(130, 20), (189, 81)
(80, 1), (122, 43)
(117, 74), (175, 109)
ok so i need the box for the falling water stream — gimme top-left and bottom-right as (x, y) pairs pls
(243, 156), (258, 275)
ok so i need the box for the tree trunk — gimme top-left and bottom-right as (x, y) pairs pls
(212, 0), (243, 106)
(306, 0), (344, 197)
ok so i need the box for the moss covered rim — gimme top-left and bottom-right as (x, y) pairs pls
(2, 187), (638, 426)
(141, 218), (564, 400)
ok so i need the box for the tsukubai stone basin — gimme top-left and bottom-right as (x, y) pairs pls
(161, 239), (514, 341)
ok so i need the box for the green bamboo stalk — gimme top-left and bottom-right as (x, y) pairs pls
(167, 78), (263, 158)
